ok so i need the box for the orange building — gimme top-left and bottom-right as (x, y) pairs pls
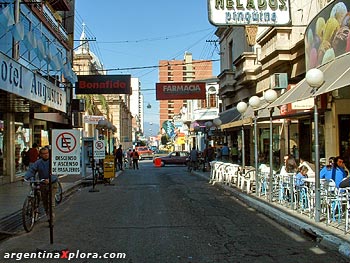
(158, 52), (213, 127)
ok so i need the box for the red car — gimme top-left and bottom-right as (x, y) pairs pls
(135, 146), (154, 160)
(153, 151), (189, 166)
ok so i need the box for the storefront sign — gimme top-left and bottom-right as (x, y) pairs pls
(76, 75), (131, 94)
(156, 82), (206, 100)
(207, 0), (291, 26)
(83, 115), (105, 124)
(52, 129), (81, 175)
(305, 0), (350, 70)
(0, 52), (66, 112)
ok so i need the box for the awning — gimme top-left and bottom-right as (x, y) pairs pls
(220, 102), (281, 130)
(268, 52), (350, 108)
(219, 107), (241, 125)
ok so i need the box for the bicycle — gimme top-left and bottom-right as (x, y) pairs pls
(22, 179), (46, 232)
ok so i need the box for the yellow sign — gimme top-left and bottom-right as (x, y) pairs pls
(103, 155), (115, 179)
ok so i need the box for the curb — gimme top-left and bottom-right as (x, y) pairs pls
(191, 170), (350, 259)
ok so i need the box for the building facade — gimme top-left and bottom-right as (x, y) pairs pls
(158, 52), (213, 128)
(73, 24), (133, 151)
(215, 0), (350, 169)
(0, 0), (75, 184)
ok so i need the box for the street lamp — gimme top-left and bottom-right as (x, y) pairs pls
(213, 117), (222, 145)
(264, 89), (278, 202)
(237, 101), (248, 173)
(306, 68), (324, 222)
(249, 96), (261, 196)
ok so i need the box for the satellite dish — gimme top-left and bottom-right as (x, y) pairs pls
(147, 103), (151, 109)
(149, 122), (153, 125)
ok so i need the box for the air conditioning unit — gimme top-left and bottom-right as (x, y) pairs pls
(270, 73), (288, 89)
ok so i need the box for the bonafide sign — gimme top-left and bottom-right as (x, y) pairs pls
(75, 75), (131, 94)
(207, 0), (291, 26)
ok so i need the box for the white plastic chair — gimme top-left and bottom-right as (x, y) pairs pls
(240, 169), (256, 194)
(223, 163), (240, 186)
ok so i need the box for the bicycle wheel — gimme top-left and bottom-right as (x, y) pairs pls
(22, 196), (36, 232)
(55, 181), (63, 204)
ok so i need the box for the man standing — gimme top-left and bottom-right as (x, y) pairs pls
(24, 147), (58, 224)
(115, 145), (124, 171)
(221, 143), (230, 162)
(131, 149), (139, 170)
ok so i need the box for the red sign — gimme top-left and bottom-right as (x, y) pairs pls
(156, 82), (206, 100)
(75, 75), (131, 94)
(55, 132), (77, 153)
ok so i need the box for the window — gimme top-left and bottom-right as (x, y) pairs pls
(209, 94), (217, 108)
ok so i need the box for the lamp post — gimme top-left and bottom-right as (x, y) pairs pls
(306, 68), (324, 222)
(264, 89), (278, 202)
(213, 117), (222, 145)
(205, 121), (213, 146)
(237, 101), (248, 173)
(249, 96), (261, 195)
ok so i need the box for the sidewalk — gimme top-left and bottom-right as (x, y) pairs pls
(0, 169), (123, 235)
(191, 169), (350, 259)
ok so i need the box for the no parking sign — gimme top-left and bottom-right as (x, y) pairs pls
(94, 140), (106, 159)
(52, 129), (81, 175)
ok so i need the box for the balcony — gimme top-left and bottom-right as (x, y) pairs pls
(258, 27), (294, 70)
(217, 69), (236, 96)
(234, 52), (260, 82)
(25, 1), (69, 48)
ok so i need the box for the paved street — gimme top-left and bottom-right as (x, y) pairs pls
(0, 161), (349, 263)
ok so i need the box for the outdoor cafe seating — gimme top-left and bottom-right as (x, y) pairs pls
(208, 160), (350, 234)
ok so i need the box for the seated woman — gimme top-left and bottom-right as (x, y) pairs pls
(295, 166), (308, 187)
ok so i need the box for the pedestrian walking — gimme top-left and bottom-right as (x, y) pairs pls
(221, 143), (230, 162)
(131, 149), (139, 170)
(24, 147), (58, 224)
(21, 147), (29, 171)
(115, 145), (124, 171)
(126, 148), (132, 169)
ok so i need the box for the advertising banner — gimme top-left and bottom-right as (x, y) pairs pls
(305, 0), (350, 70)
(156, 82), (206, 100)
(76, 75), (131, 94)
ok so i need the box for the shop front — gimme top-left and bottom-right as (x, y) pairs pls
(0, 52), (68, 184)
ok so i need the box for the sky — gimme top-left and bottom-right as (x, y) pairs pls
(74, 0), (220, 135)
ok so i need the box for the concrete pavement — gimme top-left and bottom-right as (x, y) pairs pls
(0, 169), (122, 236)
(191, 169), (350, 259)
(1, 166), (350, 259)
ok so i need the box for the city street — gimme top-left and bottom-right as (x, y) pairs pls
(0, 161), (348, 263)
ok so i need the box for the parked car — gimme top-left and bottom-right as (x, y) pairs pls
(152, 149), (170, 159)
(153, 151), (189, 166)
(135, 146), (154, 160)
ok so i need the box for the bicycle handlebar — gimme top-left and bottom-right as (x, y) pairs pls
(23, 178), (47, 184)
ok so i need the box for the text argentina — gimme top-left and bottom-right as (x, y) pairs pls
(163, 84), (202, 94)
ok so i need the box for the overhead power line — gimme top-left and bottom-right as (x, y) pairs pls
(74, 59), (220, 74)
(97, 28), (214, 44)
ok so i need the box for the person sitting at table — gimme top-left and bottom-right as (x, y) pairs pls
(320, 157), (335, 180)
(280, 154), (298, 176)
(331, 156), (347, 188)
(299, 157), (315, 178)
(295, 166), (308, 187)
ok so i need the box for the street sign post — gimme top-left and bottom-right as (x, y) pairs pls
(52, 130), (81, 175)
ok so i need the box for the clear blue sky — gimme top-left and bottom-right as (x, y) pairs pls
(74, 0), (220, 131)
